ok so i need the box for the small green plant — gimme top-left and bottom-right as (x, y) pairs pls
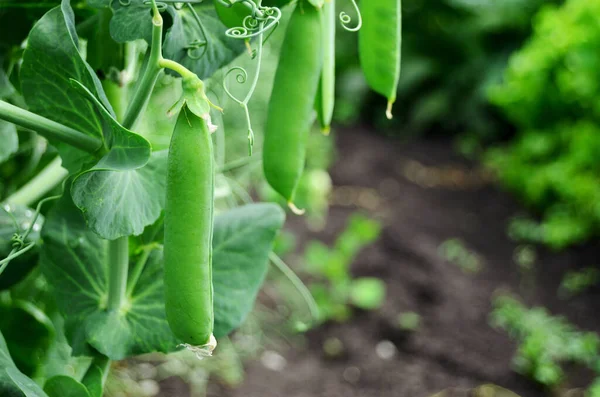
(491, 295), (600, 391)
(304, 213), (384, 322)
(559, 267), (600, 299)
(438, 238), (483, 274)
(397, 312), (421, 332)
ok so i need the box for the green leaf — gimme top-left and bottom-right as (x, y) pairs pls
(40, 192), (178, 360)
(20, 0), (111, 172)
(349, 278), (386, 310)
(212, 203), (286, 338)
(163, 6), (246, 80)
(41, 199), (284, 359)
(0, 204), (44, 291)
(109, 0), (154, 43)
(44, 376), (90, 397)
(70, 150), (166, 240)
(0, 330), (49, 397)
(0, 300), (54, 377)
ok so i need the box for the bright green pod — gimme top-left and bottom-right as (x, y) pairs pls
(263, 2), (323, 210)
(316, 0), (336, 134)
(164, 105), (215, 349)
(358, 0), (402, 119)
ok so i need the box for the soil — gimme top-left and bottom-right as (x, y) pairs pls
(174, 128), (600, 397)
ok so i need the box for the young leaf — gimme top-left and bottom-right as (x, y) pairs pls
(213, 203), (286, 338)
(0, 330), (49, 397)
(20, 0), (111, 172)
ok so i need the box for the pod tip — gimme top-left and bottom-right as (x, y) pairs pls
(386, 101), (394, 120)
(178, 334), (217, 360)
(288, 202), (306, 215)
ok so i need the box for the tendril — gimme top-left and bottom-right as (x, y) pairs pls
(142, 0), (168, 11)
(185, 3), (209, 60)
(340, 0), (362, 32)
(224, 4), (281, 40)
(222, 24), (265, 155)
(0, 194), (61, 277)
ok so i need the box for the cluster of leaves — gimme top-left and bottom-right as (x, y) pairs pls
(303, 213), (384, 322)
(438, 238), (483, 274)
(491, 295), (600, 391)
(0, 0), (288, 395)
(487, 0), (600, 249)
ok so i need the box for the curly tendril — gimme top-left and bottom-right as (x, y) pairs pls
(185, 4), (209, 60)
(222, 23), (266, 155)
(225, 6), (281, 39)
(340, 0), (362, 32)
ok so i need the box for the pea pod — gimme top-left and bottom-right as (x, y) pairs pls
(358, 0), (401, 119)
(315, 0), (336, 134)
(263, 2), (323, 209)
(164, 105), (215, 350)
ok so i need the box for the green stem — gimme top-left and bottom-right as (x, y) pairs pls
(107, 237), (129, 311)
(5, 157), (67, 206)
(158, 58), (196, 79)
(126, 245), (155, 297)
(217, 152), (261, 173)
(0, 100), (101, 153)
(121, 8), (164, 129)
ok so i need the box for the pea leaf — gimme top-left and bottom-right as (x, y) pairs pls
(0, 330), (49, 397)
(44, 376), (90, 397)
(40, 198), (285, 359)
(212, 203), (286, 338)
(40, 192), (178, 360)
(67, 79), (160, 240)
(20, 0), (111, 172)
(163, 6), (246, 79)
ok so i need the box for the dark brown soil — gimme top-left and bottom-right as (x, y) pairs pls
(206, 128), (600, 397)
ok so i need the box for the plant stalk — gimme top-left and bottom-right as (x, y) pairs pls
(121, 6), (164, 129)
(107, 237), (129, 311)
(5, 156), (68, 206)
(0, 100), (101, 153)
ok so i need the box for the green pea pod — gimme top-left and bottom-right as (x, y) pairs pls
(315, 0), (336, 134)
(164, 105), (215, 352)
(263, 2), (323, 211)
(358, 0), (402, 119)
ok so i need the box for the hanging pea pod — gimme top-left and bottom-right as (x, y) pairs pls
(315, 0), (336, 135)
(263, 1), (323, 211)
(164, 104), (216, 353)
(358, 0), (401, 119)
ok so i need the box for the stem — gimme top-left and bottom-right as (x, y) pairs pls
(6, 157), (67, 206)
(158, 58), (195, 79)
(0, 100), (101, 153)
(269, 253), (320, 325)
(107, 237), (129, 311)
(216, 152), (261, 173)
(126, 245), (155, 297)
(121, 8), (164, 129)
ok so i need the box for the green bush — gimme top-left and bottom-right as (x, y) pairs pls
(488, 0), (600, 248)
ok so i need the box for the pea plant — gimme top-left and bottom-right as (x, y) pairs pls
(0, 0), (401, 396)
